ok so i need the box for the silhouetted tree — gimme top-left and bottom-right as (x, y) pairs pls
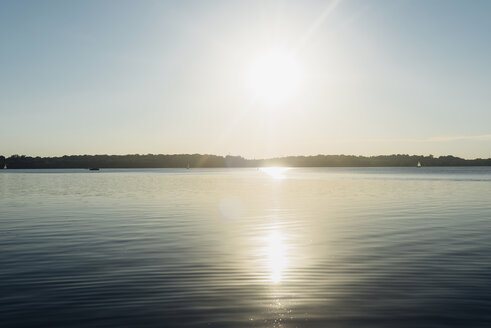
(2, 153), (490, 169)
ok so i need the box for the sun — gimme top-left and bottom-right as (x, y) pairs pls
(247, 50), (303, 106)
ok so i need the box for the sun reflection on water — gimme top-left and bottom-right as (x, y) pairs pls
(266, 231), (287, 283)
(260, 167), (291, 179)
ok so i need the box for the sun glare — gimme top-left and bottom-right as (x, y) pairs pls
(247, 50), (303, 106)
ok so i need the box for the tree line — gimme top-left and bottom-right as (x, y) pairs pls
(1, 154), (491, 169)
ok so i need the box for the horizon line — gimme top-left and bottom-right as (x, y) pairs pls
(2, 153), (491, 161)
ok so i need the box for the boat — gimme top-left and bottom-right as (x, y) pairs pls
(417, 161), (422, 167)
(89, 168), (100, 171)
(2, 164), (6, 169)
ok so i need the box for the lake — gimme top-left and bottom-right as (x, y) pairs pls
(1, 167), (491, 327)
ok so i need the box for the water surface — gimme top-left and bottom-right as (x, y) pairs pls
(1, 167), (491, 327)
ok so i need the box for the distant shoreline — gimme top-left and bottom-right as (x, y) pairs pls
(2, 154), (491, 169)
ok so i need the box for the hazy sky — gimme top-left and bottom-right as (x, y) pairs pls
(1, 0), (490, 158)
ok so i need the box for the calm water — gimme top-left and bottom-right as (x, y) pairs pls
(1, 167), (491, 327)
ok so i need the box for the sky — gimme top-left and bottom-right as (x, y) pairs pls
(1, 0), (490, 159)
